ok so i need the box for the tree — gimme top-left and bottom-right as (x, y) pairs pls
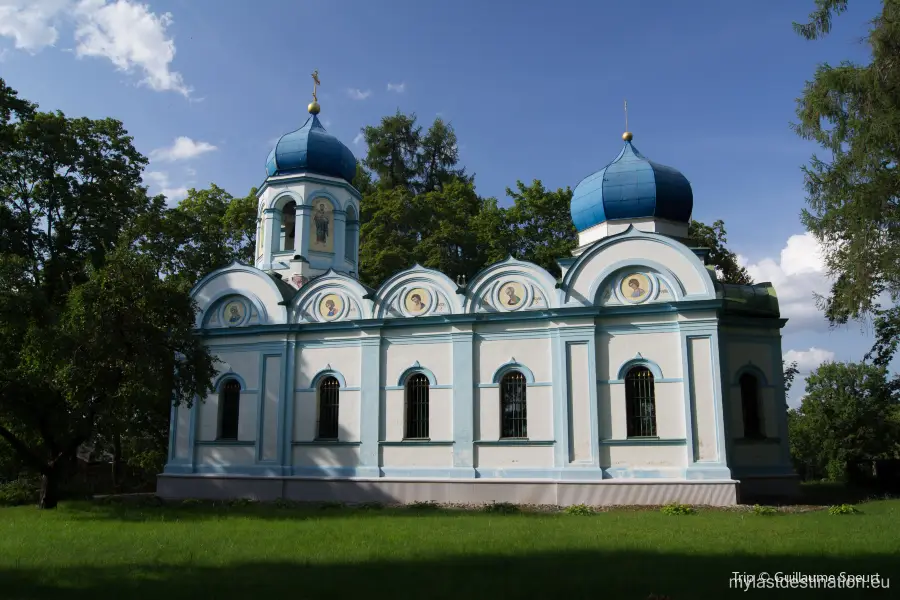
(504, 180), (577, 278)
(361, 111), (420, 191)
(783, 360), (800, 393)
(792, 1), (900, 353)
(0, 79), (216, 508)
(788, 361), (900, 480)
(687, 220), (753, 285)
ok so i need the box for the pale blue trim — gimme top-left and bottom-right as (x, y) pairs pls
(681, 330), (698, 466)
(733, 362), (770, 386)
(268, 189), (303, 211)
(195, 440), (255, 447)
(296, 386), (361, 392)
(292, 440), (361, 446)
(475, 330), (553, 341)
(491, 360), (535, 384)
(685, 465), (735, 480)
(256, 352), (283, 463)
(257, 173), (362, 202)
(551, 330), (567, 468)
(462, 256), (560, 313)
(291, 466), (363, 478)
(597, 322), (680, 334)
(616, 356), (664, 379)
(207, 341), (288, 353)
(599, 438), (687, 446)
(306, 188), (342, 210)
(213, 371), (249, 392)
(476, 381), (552, 388)
(379, 467), (476, 478)
(603, 467), (688, 479)
(379, 440), (455, 446)
(396, 363), (438, 386)
(192, 465), (286, 476)
(310, 368), (347, 388)
(277, 341), (292, 468)
(451, 330), (475, 473)
(358, 337), (381, 471)
(708, 331), (729, 470)
(385, 333), (454, 345)
(600, 377), (682, 384)
(474, 440), (555, 446)
(167, 401), (177, 463)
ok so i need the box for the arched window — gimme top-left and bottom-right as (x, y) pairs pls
(500, 371), (527, 438)
(219, 379), (241, 440)
(281, 201), (296, 251)
(316, 376), (341, 440)
(405, 373), (430, 439)
(739, 373), (763, 438)
(625, 367), (656, 437)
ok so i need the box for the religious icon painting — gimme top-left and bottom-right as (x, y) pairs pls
(309, 199), (334, 253)
(223, 299), (247, 326)
(498, 281), (526, 310)
(620, 273), (652, 304)
(319, 293), (343, 321)
(404, 288), (430, 315)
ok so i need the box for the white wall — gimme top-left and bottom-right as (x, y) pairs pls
(475, 446), (554, 468)
(687, 336), (717, 462)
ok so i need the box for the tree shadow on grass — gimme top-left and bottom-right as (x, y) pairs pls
(0, 551), (896, 600)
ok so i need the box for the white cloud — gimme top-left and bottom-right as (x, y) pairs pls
(149, 136), (217, 162)
(0, 0), (192, 97)
(386, 82), (405, 93)
(783, 347), (837, 374)
(143, 170), (187, 202)
(347, 88), (371, 100)
(0, 0), (68, 52)
(73, 0), (191, 97)
(352, 133), (364, 146)
(739, 232), (832, 332)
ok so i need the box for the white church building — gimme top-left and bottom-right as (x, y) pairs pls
(158, 98), (798, 506)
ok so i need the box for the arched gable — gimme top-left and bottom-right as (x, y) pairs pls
(491, 359), (536, 384)
(561, 226), (716, 306)
(269, 190), (302, 212)
(291, 269), (372, 323)
(306, 188), (348, 213)
(463, 256), (559, 313)
(192, 262), (290, 328)
(372, 264), (462, 319)
(397, 361), (438, 386)
(213, 370), (249, 391)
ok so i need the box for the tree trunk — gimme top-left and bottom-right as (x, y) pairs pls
(112, 432), (122, 491)
(39, 468), (60, 509)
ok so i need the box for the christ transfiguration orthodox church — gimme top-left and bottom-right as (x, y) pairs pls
(159, 74), (798, 505)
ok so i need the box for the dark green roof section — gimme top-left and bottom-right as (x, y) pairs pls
(716, 281), (780, 317)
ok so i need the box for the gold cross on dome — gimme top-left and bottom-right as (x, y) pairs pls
(311, 70), (321, 102)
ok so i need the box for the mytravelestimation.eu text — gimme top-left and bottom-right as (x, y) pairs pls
(730, 572), (890, 591)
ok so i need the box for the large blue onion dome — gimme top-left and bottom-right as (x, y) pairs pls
(265, 111), (357, 183)
(570, 132), (693, 232)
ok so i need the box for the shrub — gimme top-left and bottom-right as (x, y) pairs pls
(319, 501), (345, 510)
(0, 479), (38, 507)
(660, 502), (696, 515)
(228, 498), (256, 507)
(828, 503), (861, 515)
(357, 501), (384, 511)
(408, 500), (440, 510)
(180, 498), (204, 507)
(752, 504), (778, 516)
(564, 503), (595, 516)
(272, 498), (296, 509)
(482, 501), (519, 514)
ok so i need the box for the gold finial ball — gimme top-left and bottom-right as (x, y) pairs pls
(308, 101), (321, 115)
(622, 131), (633, 142)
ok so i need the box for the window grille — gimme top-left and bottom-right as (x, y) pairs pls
(500, 371), (528, 438)
(740, 373), (763, 438)
(405, 373), (430, 439)
(219, 379), (241, 440)
(625, 367), (657, 437)
(317, 376), (340, 440)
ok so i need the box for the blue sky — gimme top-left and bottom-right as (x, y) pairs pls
(1, 0), (891, 402)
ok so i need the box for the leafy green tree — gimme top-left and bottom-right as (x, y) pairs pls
(358, 186), (418, 286)
(418, 117), (469, 193)
(361, 111), (421, 190)
(687, 220), (753, 285)
(0, 79), (216, 508)
(792, 1), (900, 362)
(504, 180), (577, 278)
(788, 361), (900, 480)
(783, 360), (800, 393)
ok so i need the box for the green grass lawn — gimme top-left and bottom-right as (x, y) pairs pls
(1, 499), (898, 600)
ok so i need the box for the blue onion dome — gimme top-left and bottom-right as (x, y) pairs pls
(265, 110), (357, 183)
(570, 132), (693, 232)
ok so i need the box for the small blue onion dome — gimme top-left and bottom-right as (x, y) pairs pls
(570, 134), (693, 232)
(265, 113), (357, 183)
